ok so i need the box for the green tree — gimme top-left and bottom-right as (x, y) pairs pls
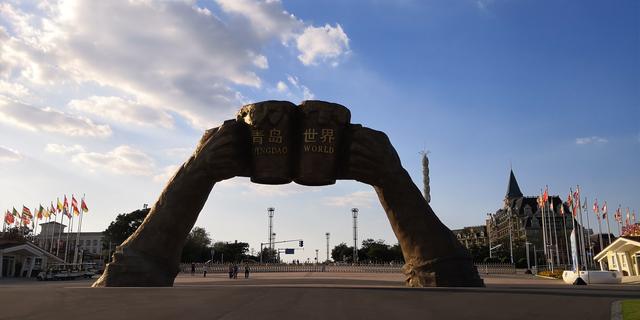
(211, 241), (250, 263)
(360, 239), (393, 263)
(331, 242), (351, 262)
(181, 226), (213, 262)
(102, 208), (149, 247)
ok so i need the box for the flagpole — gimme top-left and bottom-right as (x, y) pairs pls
(584, 197), (594, 270)
(56, 212), (63, 256)
(605, 202), (612, 245)
(576, 187), (587, 270)
(570, 188), (579, 274)
(539, 191), (549, 268)
(550, 198), (560, 266)
(64, 211), (74, 264)
(562, 205), (570, 265)
(73, 196), (84, 266)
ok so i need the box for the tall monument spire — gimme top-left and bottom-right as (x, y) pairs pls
(505, 169), (523, 200)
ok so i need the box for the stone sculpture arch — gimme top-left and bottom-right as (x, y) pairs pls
(93, 101), (483, 288)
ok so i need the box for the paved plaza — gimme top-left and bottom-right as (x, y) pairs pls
(0, 272), (638, 320)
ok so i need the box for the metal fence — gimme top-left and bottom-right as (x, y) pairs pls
(180, 263), (517, 274)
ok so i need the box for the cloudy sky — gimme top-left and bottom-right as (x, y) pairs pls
(1, 0), (638, 262)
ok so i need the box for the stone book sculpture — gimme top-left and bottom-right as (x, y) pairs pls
(93, 100), (484, 288)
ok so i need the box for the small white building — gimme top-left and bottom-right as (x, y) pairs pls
(594, 236), (640, 278)
(0, 240), (64, 278)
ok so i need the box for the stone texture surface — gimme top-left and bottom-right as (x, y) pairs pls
(94, 101), (483, 288)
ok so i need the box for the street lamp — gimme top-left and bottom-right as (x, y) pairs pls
(352, 208), (358, 264)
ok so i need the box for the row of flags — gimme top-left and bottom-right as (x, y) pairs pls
(3, 195), (89, 227)
(535, 186), (637, 227)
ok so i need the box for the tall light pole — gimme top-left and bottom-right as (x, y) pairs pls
(352, 208), (359, 264)
(315, 249), (319, 264)
(267, 207), (274, 252)
(325, 232), (330, 262)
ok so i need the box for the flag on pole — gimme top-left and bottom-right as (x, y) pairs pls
(50, 202), (57, 215)
(63, 206), (71, 218)
(63, 195), (69, 211)
(602, 202), (608, 219)
(37, 204), (44, 220)
(4, 210), (14, 225)
(593, 199), (599, 219)
(71, 195), (80, 216)
(43, 207), (50, 218)
(626, 208), (631, 226)
(22, 206), (32, 219)
(57, 198), (63, 212)
(81, 197), (89, 213)
(559, 204), (565, 216)
(543, 187), (549, 203)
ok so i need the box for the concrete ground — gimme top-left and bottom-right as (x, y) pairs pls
(0, 272), (637, 320)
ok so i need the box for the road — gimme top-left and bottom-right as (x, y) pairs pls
(0, 273), (636, 320)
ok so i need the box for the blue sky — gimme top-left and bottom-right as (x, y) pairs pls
(0, 0), (638, 262)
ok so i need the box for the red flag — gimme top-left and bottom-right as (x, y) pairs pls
(71, 195), (79, 215)
(602, 202), (608, 219)
(50, 202), (57, 216)
(63, 195), (69, 211)
(81, 198), (89, 213)
(543, 187), (549, 203)
(593, 199), (599, 217)
(4, 210), (14, 225)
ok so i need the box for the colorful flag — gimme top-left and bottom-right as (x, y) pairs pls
(12, 207), (18, 217)
(63, 195), (69, 211)
(50, 202), (57, 216)
(22, 206), (32, 219)
(593, 199), (599, 218)
(63, 206), (71, 218)
(602, 202), (608, 219)
(559, 204), (565, 216)
(36, 204), (44, 220)
(71, 195), (80, 215)
(543, 187), (549, 203)
(57, 198), (63, 212)
(43, 207), (50, 219)
(81, 197), (89, 213)
(4, 210), (14, 225)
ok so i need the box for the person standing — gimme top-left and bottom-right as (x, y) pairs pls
(244, 265), (250, 279)
(191, 262), (196, 276)
(228, 264), (233, 279)
(233, 264), (239, 279)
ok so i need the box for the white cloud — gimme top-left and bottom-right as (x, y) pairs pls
(324, 191), (377, 208)
(252, 53), (269, 69)
(45, 143), (85, 154)
(276, 81), (288, 92)
(286, 75), (314, 100)
(296, 24), (350, 66)
(68, 96), (174, 129)
(0, 80), (30, 99)
(0, 98), (112, 137)
(0, 145), (22, 162)
(0, 1), (350, 130)
(72, 145), (155, 176)
(576, 136), (608, 145)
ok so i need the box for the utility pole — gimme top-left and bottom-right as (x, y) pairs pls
(267, 207), (274, 253)
(315, 249), (319, 264)
(325, 232), (330, 262)
(352, 208), (359, 264)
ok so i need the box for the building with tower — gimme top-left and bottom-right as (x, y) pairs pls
(486, 170), (590, 267)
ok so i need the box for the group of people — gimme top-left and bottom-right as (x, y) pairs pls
(228, 264), (250, 279)
(189, 263), (250, 279)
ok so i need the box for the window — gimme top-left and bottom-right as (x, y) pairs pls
(93, 239), (98, 246)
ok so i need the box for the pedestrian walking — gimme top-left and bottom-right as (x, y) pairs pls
(233, 264), (239, 279)
(191, 262), (196, 276)
(244, 265), (250, 279)
(228, 264), (233, 279)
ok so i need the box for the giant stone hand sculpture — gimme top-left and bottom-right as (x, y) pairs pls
(93, 101), (483, 288)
